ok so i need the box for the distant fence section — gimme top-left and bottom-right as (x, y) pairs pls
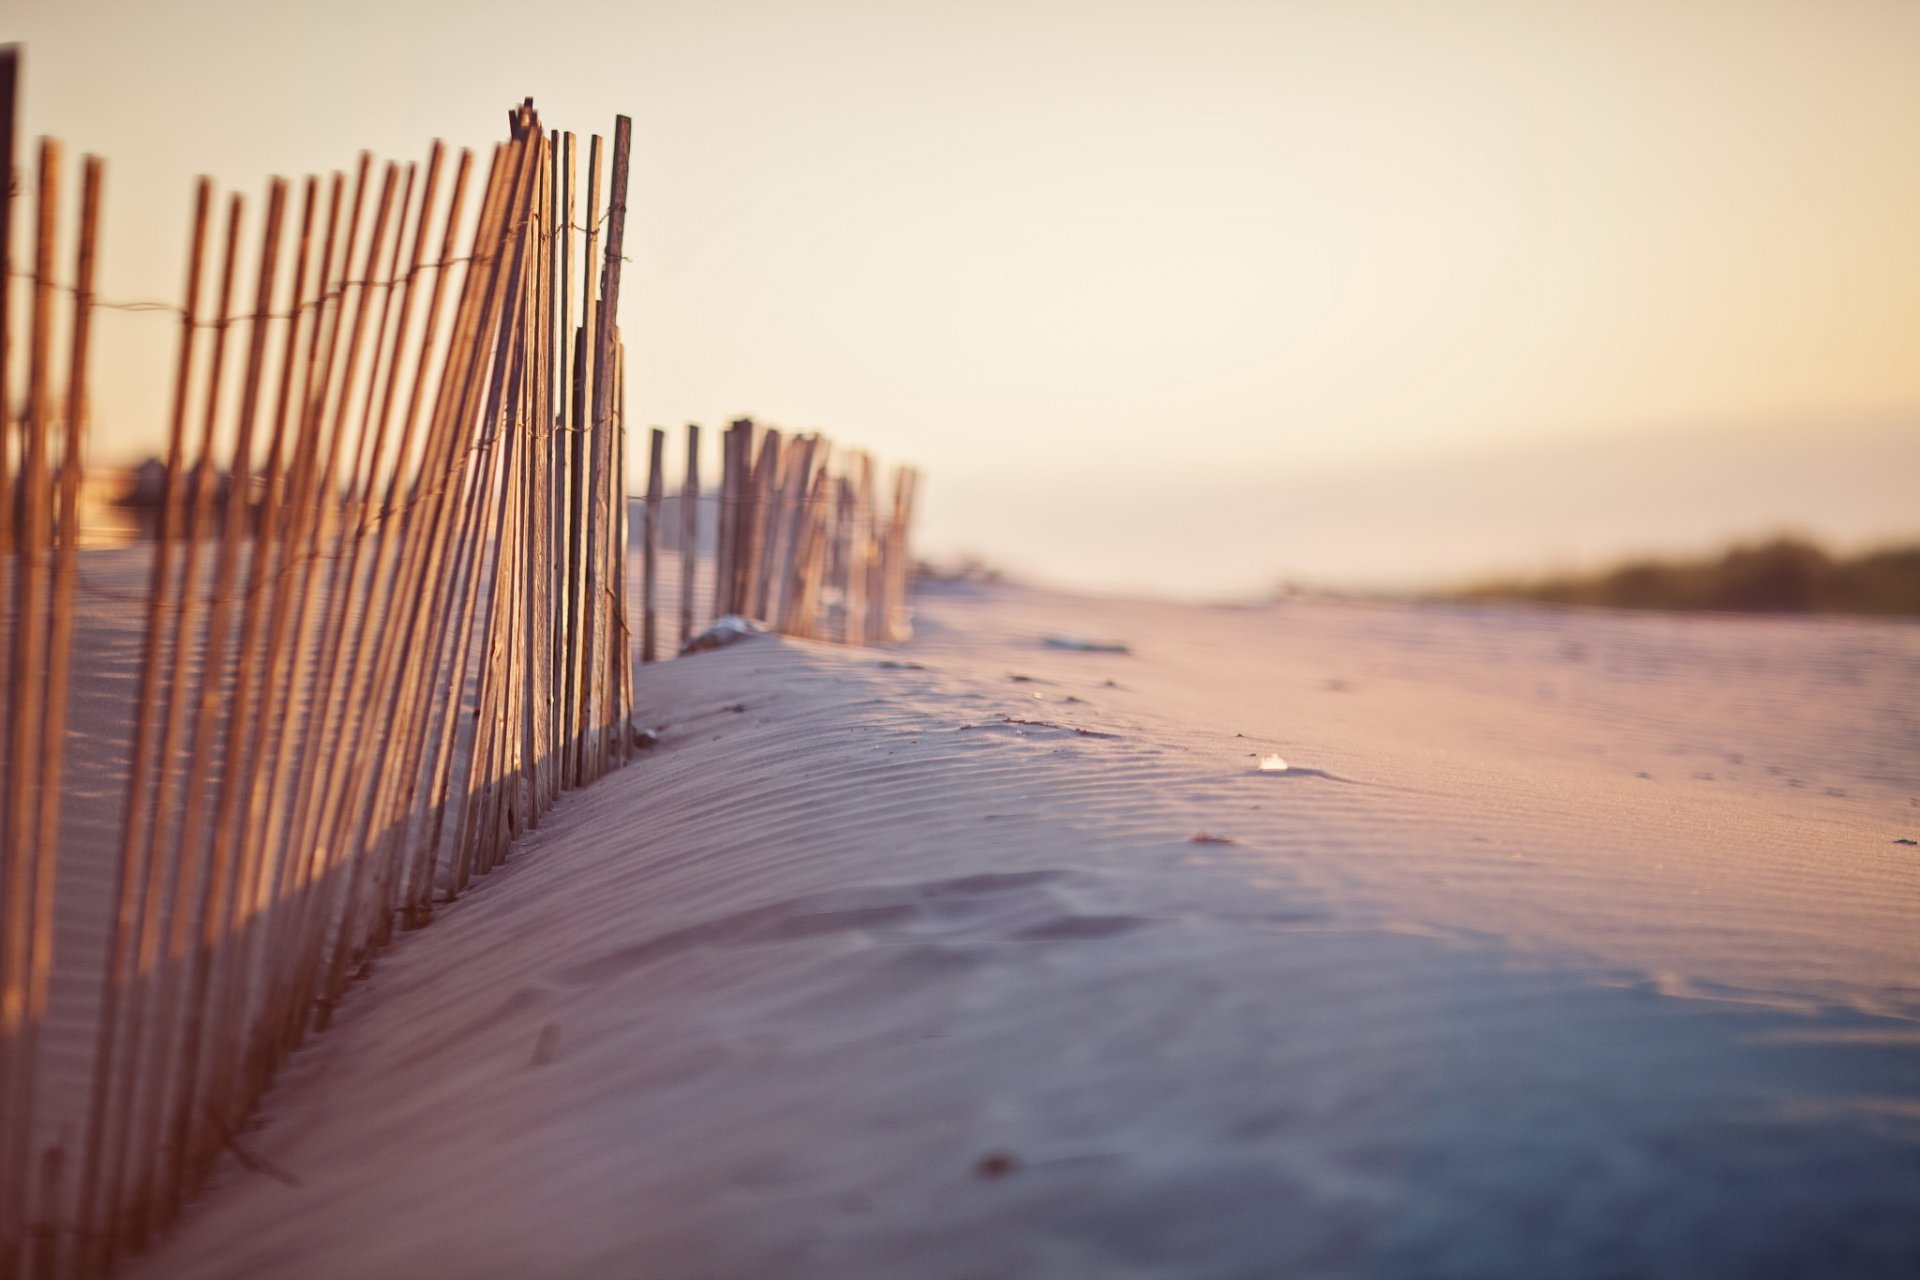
(0, 56), (642, 1275)
(633, 419), (921, 662)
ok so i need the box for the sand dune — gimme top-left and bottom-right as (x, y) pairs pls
(128, 581), (1920, 1278)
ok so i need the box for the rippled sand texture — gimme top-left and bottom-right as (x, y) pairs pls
(131, 581), (1920, 1279)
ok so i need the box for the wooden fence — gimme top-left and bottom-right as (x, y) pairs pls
(633, 419), (921, 662)
(0, 69), (641, 1275)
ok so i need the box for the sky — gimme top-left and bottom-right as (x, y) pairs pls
(7, 0), (1919, 596)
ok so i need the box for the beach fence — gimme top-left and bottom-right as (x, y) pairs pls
(631, 419), (922, 662)
(0, 62), (653, 1273)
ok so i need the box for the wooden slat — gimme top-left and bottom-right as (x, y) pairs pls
(642, 428), (664, 663)
(122, 183), (245, 1253)
(712, 422), (738, 619)
(35, 156), (101, 1275)
(612, 352), (631, 758)
(595, 119), (631, 769)
(680, 423), (700, 649)
(161, 177), (287, 1210)
(264, 157), (394, 1058)
(203, 173), (322, 1147)
(0, 45), (17, 561)
(320, 128), (538, 1013)
(0, 136), (58, 1280)
(75, 171), (211, 1280)
(96, 175), (218, 1270)
(773, 435), (820, 635)
(2, 101), (749, 1264)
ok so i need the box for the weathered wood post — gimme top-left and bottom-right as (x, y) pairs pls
(680, 423), (700, 648)
(642, 426), (665, 663)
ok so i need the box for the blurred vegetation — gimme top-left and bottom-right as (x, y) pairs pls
(1452, 536), (1920, 617)
(915, 554), (1005, 585)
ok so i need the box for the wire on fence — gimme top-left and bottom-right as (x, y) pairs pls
(0, 85), (641, 1278)
(0, 63), (921, 1280)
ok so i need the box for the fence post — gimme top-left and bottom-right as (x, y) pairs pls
(773, 435), (817, 634)
(643, 427), (664, 663)
(680, 423), (700, 649)
(797, 462), (833, 639)
(0, 100), (933, 1268)
(860, 452), (886, 645)
(0, 43), (16, 559)
(744, 429), (781, 620)
(882, 466), (918, 641)
(1, 135), (59, 1280)
(711, 423), (732, 619)
(163, 176), (287, 1212)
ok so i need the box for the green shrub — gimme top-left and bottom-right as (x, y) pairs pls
(1454, 535), (1920, 616)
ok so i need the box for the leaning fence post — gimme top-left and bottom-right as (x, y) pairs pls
(726, 419), (759, 617)
(583, 116), (629, 777)
(797, 462), (833, 639)
(680, 423), (700, 648)
(0, 44), (16, 560)
(1, 135), (60, 1280)
(743, 429), (780, 621)
(773, 435), (819, 635)
(883, 465), (918, 641)
(0, 97), (790, 1266)
(642, 427), (664, 662)
(711, 422), (733, 620)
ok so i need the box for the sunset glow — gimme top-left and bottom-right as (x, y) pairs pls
(7, 0), (1917, 592)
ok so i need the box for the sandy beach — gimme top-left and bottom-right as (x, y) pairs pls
(115, 578), (1920, 1279)
(7, 5), (1918, 1275)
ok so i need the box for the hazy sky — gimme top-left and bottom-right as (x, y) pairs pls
(8, 0), (1919, 595)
